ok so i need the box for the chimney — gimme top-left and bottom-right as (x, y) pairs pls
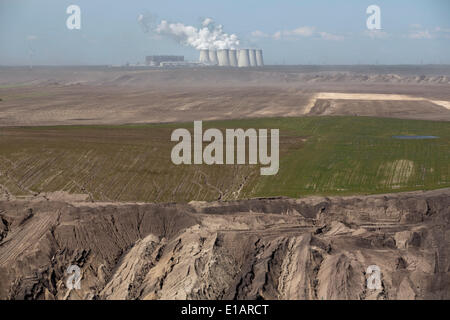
(208, 50), (218, 65)
(255, 49), (264, 67)
(199, 49), (210, 64)
(237, 49), (250, 67)
(249, 49), (257, 67)
(228, 49), (238, 67)
(217, 49), (230, 66)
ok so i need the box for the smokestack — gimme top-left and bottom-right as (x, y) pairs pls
(228, 49), (238, 67)
(217, 49), (230, 66)
(199, 49), (210, 64)
(248, 49), (257, 67)
(255, 49), (264, 67)
(208, 50), (218, 65)
(237, 49), (250, 67)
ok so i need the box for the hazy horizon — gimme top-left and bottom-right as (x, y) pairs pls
(1, 0), (450, 66)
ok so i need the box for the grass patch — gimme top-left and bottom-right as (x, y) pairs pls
(0, 116), (448, 202)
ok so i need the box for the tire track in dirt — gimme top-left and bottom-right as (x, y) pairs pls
(0, 210), (60, 267)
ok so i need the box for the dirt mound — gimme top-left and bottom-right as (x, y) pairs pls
(2, 66), (450, 88)
(0, 188), (448, 300)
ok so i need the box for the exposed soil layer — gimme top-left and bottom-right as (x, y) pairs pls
(0, 188), (448, 300)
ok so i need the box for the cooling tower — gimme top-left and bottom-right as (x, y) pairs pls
(217, 49), (230, 66)
(255, 49), (264, 67)
(208, 50), (218, 65)
(248, 49), (257, 67)
(199, 49), (210, 64)
(237, 49), (250, 67)
(228, 49), (238, 67)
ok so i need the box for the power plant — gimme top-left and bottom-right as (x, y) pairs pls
(199, 50), (210, 64)
(141, 16), (264, 68)
(208, 50), (219, 65)
(248, 49), (257, 67)
(229, 50), (238, 67)
(217, 49), (230, 66)
(255, 49), (264, 67)
(146, 55), (184, 66)
(144, 48), (264, 68)
(237, 49), (250, 67)
(198, 48), (264, 67)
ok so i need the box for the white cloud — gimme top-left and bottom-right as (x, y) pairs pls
(409, 30), (433, 39)
(406, 25), (450, 39)
(273, 31), (283, 40)
(319, 32), (344, 41)
(252, 26), (344, 41)
(251, 30), (270, 38)
(271, 26), (316, 40)
(26, 35), (38, 41)
(434, 26), (450, 39)
(364, 30), (389, 39)
(435, 26), (450, 33)
(290, 26), (315, 37)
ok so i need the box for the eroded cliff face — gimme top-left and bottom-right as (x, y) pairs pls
(0, 189), (449, 300)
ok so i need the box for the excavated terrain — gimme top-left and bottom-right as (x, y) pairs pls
(1, 66), (450, 126)
(1, 66), (449, 300)
(0, 188), (449, 300)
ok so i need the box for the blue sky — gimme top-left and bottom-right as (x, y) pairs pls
(1, 0), (449, 65)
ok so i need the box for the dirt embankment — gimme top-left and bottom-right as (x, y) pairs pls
(1, 67), (450, 127)
(306, 92), (450, 121)
(0, 188), (449, 300)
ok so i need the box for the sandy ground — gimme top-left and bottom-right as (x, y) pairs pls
(1, 188), (449, 300)
(1, 66), (450, 126)
(304, 92), (450, 113)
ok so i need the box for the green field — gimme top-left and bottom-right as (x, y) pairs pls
(0, 116), (448, 202)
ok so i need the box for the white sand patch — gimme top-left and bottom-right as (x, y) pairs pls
(304, 92), (450, 114)
(315, 93), (422, 101)
(430, 100), (450, 110)
(303, 93), (319, 114)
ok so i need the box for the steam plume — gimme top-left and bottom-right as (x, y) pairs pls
(140, 15), (240, 50)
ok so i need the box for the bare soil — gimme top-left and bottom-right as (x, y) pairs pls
(1, 66), (450, 126)
(0, 188), (448, 300)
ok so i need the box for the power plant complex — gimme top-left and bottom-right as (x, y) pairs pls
(199, 49), (264, 67)
(141, 16), (264, 68)
(146, 49), (264, 68)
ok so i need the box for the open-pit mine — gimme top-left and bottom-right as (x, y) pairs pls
(0, 65), (449, 300)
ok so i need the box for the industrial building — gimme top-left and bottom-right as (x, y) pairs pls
(145, 49), (264, 68)
(145, 55), (184, 66)
(198, 49), (264, 67)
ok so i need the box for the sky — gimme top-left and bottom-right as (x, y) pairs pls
(1, 0), (450, 65)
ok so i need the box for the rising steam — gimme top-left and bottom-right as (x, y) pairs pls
(138, 14), (240, 50)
